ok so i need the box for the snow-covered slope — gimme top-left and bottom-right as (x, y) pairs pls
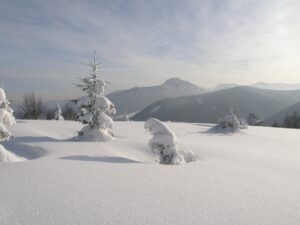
(1, 120), (300, 225)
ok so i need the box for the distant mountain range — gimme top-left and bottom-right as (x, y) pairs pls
(38, 78), (300, 125)
(252, 82), (300, 90)
(107, 77), (205, 115)
(132, 86), (300, 123)
(214, 82), (300, 91)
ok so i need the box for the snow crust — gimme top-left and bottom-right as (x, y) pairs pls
(1, 120), (300, 225)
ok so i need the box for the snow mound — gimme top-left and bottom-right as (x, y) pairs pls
(2, 120), (300, 225)
(77, 125), (114, 142)
(0, 145), (25, 163)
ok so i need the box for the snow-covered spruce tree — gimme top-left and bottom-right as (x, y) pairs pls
(0, 87), (16, 132)
(217, 108), (248, 131)
(76, 52), (116, 141)
(54, 103), (64, 120)
(0, 87), (24, 162)
(145, 118), (196, 165)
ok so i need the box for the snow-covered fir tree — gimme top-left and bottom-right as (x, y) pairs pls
(0, 87), (24, 162)
(76, 52), (116, 141)
(217, 108), (248, 131)
(54, 103), (64, 120)
(0, 87), (15, 141)
(145, 118), (196, 165)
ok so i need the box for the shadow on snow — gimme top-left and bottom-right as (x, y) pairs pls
(60, 155), (141, 164)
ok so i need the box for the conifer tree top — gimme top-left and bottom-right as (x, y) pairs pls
(77, 52), (107, 98)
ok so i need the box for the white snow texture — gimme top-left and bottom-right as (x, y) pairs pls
(1, 120), (300, 225)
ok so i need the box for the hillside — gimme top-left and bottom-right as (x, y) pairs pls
(132, 86), (300, 122)
(263, 102), (300, 126)
(107, 77), (205, 115)
(252, 82), (300, 90)
(1, 120), (300, 225)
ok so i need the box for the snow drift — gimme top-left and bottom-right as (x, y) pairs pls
(0, 145), (25, 162)
(1, 120), (300, 225)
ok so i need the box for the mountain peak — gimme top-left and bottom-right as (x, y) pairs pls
(162, 77), (189, 86)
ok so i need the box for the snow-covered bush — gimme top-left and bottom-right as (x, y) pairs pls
(76, 52), (116, 141)
(145, 118), (196, 165)
(54, 103), (64, 120)
(0, 87), (15, 136)
(0, 88), (23, 163)
(246, 113), (264, 126)
(217, 108), (248, 131)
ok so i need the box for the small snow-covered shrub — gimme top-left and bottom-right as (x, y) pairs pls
(54, 103), (64, 120)
(217, 108), (248, 131)
(0, 88), (15, 136)
(0, 88), (23, 163)
(246, 113), (264, 126)
(75, 52), (116, 141)
(145, 118), (196, 165)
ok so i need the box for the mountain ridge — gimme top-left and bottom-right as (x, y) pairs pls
(107, 77), (205, 115)
(132, 86), (300, 123)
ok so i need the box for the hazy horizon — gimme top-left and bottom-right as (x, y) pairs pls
(1, 0), (300, 102)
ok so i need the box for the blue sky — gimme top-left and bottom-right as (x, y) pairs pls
(0, 0), (299, 101)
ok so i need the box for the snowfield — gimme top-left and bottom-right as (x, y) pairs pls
(1, 120), (300, 225)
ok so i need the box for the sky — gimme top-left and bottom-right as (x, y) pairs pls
(0, 0), (299, 101)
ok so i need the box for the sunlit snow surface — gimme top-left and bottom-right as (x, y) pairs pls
(0, 120), (300, 225)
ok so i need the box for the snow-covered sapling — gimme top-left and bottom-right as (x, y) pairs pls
(0, 87), (15, 138)
(54, 103), (64, 120)
(217, 108), (248, 131)
(246, 113), (264, 126)
(76, 52), (116, 141)
(145, 118), (195, 165)
(0, 87), (24, 162)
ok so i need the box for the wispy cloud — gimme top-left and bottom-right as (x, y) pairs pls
(0, 0), (299, 100)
